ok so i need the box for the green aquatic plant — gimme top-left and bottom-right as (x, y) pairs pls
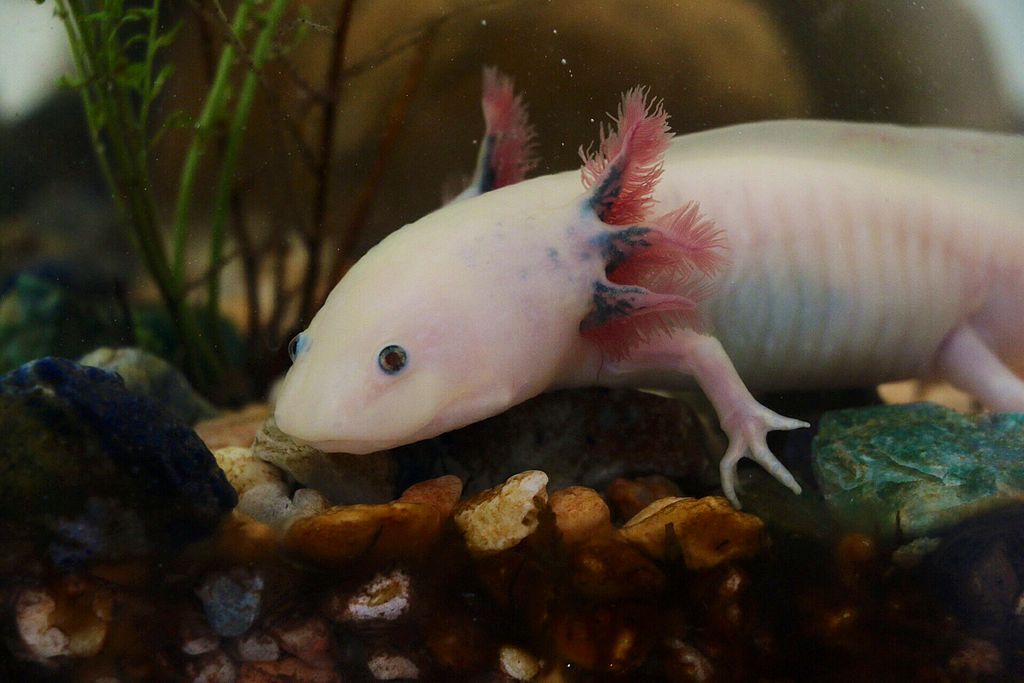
(52, 0), (289, 399)
(49, 0), (477, 402)
(52, 0), (284, 401)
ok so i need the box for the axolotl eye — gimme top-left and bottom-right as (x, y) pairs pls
(288, 332), (310, 361)
(377, 344), (408, 374)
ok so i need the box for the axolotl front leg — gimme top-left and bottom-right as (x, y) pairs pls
(594, 311), (808, 508)
(624, 332), (806, 506)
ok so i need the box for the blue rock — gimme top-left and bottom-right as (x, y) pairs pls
(0, 357), (236, 569)
(813, 403), (1024, 539)
(195, 568), (264, 637)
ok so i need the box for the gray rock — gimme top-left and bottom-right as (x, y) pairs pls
(254, 416), (396, 505)
(79, 346), (217, 424)
(394, 387), (711, 496)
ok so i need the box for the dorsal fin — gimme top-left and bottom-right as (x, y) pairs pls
(453, 67), (538, 202)
(579, 87), (671, 225)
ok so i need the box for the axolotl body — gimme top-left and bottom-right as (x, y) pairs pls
(275, 78), (1024, 506)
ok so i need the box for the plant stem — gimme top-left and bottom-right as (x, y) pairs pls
(56, 0), (226, 392)
(171, 0), (255, 289)
(207, 0), (289, 325)
(322, 26), (435, 297)
(296, 0), (357, 328)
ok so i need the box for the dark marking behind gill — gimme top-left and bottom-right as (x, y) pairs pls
(588, 162), (623, 220)
(591, 226), (653, 273)
(581, 281), (647, 330)
(479, 134), (497, 193)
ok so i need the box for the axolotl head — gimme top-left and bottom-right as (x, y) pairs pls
(272, 191), (581, 454)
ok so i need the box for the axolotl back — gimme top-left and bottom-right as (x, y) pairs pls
(275, 80), (1024, 506)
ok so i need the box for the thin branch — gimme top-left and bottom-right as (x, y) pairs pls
(322, 25), (437, 296)
(229, 191), (261, 347)
(339, 0), (514, 81)
(171, 0), (255, 288)
(207, 0), (290, 323)
(296, 0), (357, 327)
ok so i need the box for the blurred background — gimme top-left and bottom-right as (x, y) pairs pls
(1, 0), (1022, 398)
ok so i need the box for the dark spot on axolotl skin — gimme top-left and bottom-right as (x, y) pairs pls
(580, 281), (646, 330)
(591, 227), (654, 273)
(588, 162), (624, 220)
(479, 134), (498, 192)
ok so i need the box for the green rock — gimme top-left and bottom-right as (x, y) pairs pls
(813, 403), (1024, 539)
(0, 272), (131, 373)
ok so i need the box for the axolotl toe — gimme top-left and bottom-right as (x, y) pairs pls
(275, 74), (1024, 508)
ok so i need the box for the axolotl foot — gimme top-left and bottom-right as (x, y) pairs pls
(719, 406), (809, 509)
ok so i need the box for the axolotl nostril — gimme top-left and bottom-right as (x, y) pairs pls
(274, 69), (1024, 508)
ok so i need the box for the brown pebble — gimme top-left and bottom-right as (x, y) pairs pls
(549, 486), (612, 546)
(427, 611), (494, 672)
(238, 657), (342, 682)
(286, 475), (463, 567)
(606, 475), (682, 521)
(549, 605), (653, 673)
(835, 533), (877, 588)
(949, 638), (1003, 677)
(272, 617), (334, 669)
(620, 496), (764, 569)
(570, 536), (666, 599)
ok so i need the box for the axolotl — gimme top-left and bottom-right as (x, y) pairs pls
(275, 73), (1024, 507)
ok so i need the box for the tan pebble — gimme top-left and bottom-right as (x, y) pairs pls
(271, 617), (333, 669)
(662, 638), (714, 682)
(499, 644), (540, 680)
(328, 570), (411, 623)
(16, 582), (115, 661)
(213, 447), (284, 498)
(182, 631), (220, 656)
(213, 448), (327, 533)
(196, 404), (272, 451)
(454, 470), (549, 556)
(185, 649), (237, 683)
(236, 631), (280, 662)
(239, 657), (342, 682)
(619, 496), (764, 569)
(254, 416), (395, 504)
(367, 651), (420, 680)
(549, 486), (611, 546)
(15, 588), (69, 659)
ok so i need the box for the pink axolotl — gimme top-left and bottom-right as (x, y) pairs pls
(275, 70), (1024, 507)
